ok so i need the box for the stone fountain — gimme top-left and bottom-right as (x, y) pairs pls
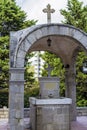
(29, 65), (72, 130)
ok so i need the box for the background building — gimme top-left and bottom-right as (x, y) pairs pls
(29, 51), (45, 78)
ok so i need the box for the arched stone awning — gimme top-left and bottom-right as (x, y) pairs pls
(9, 23), (87, 130)
(10, 23), (87, 68)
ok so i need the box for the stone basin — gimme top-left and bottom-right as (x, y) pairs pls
(29, 97), (72, 130)
(29, 97), (72, 105)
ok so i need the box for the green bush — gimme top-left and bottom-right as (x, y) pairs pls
(0, 89), (8, 108)
(24, 86), (39, 107)
(77, 99), (87, 107)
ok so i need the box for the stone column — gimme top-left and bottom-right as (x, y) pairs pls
(9, 68), (25, 130)
(65, 63), (77, 121)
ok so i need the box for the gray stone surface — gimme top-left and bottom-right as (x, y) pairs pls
(30, 98), (72, 130)
(39, 77), (60, 99)
(11, 24), (87, 68)
(9, 68), (24, 130)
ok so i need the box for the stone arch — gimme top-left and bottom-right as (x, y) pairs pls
(9, 23), (87, 130)
(10, 24), (87, 68)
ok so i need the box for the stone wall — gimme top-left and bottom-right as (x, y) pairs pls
(0, 107), (87, 119)
(36, 104), (71, 130)
(0, 107), (8, 118)
(0, 107), (30, 119)
(24, 108), (30, 118)
(77, 107), (87, 116)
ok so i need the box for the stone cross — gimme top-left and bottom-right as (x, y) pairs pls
(43, 4), (55, 23)
(46, 64), (53, 77)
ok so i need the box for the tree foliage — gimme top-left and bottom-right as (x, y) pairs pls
(0, 0), (36, 107)
(24, 82), (39, 107)
(0, 36), (9, 89)
(0, 0), (36, 36)
(60, 0), (87, 32)
(60, 0), (87, 106)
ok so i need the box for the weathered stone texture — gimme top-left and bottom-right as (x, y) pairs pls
(30, 98), (72, 130)
(33, 29), (43, 40)
(39, 77), (60, 99)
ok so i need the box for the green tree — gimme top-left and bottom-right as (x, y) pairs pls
(0, 0), (36, 107)
(24, 52), (40, 107)
(60, 0), (87, 106)
(0, 0), (36, 36)
(0, 36), (9, 89)
(60, 0), (87, 32)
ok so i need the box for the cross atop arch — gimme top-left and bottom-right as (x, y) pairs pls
(43, 4), (55, 23)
